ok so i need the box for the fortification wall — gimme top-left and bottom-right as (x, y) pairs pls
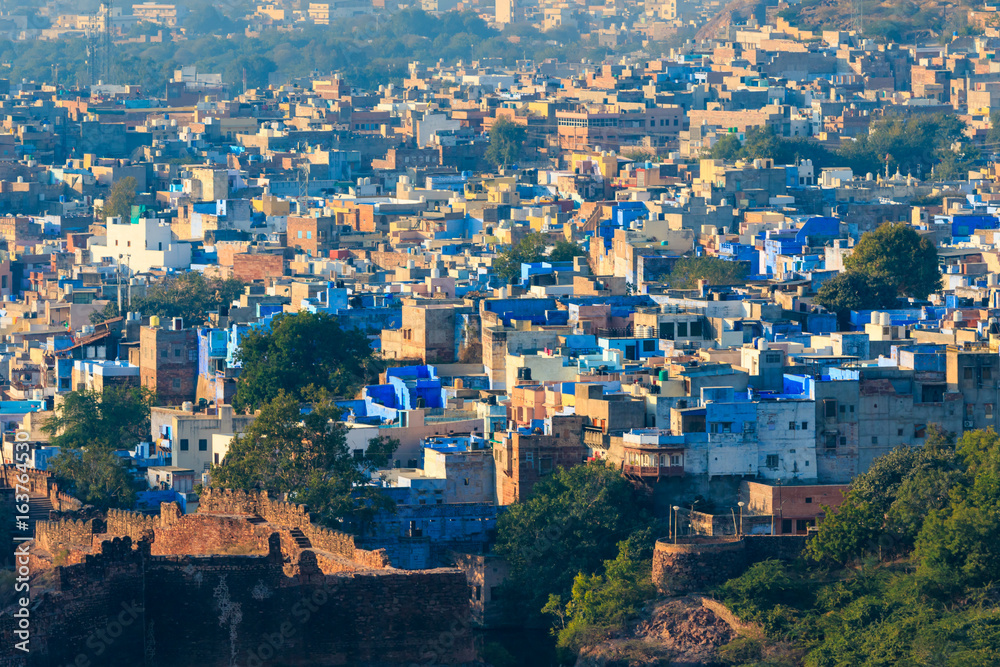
(652, 535), (811, 595)
(652, 538), (747, 595)
(0, 465), (83, 513)
(2, 533), (473, 667)
(35, 518), (95, 553)
(150, 514), (274, 556)
(200, 488), (390, 568)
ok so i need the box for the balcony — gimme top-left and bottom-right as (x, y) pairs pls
(623, 464), (684, 479)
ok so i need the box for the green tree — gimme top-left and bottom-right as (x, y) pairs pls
(89, 301), (121, 325)
(548, 239), (586, 263)
(232, 311), (380, 413)
(666, 256), (749, 289)
(709, 133), (743, 160)
(42, 387), (156, 451)
(47, 447), (142, 511)
(493, 232), (547, 283)
(836, 112), (967, 179)
(843, 223), (942, 300)
(212, 393), (394, 527)
(103, 176), (138, 223)
(486, 117), (527, 168)
(815, 270), (898, 328)
(554, 531), (657, 651)
(132, 272), (245, 325)
(493, 462), (654, 624)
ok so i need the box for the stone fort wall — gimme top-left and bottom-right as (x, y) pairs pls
(652, 535), (808, 595)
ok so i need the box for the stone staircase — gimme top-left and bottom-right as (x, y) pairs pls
(27, 494), (53, 537)
(289, 527), (312, 550)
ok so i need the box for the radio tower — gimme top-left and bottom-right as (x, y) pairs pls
(102, 0), (115, 84)
(851, 0), (863, 35)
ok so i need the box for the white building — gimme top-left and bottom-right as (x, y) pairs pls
(89, 217), (192, 273)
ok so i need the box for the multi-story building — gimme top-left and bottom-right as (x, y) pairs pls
(139, 320), (198, 406)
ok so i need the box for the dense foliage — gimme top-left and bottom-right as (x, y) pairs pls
(43, 387), (156, 451)
(102, 176), (137, 222)
(814, 271), (898, 328)
(709, 127), (835, 168)
(493, 232), (548, 283)
(713, 427), (1000, 665)
(709, 113), (975, 181)
(548, 239), (588, 263)
(212, 393), (397, 527)
(43, 387), (155, 510)
(493, 462), (655, 625)
(666, 256), (750, 289)
(232, 311), (381, 412)
(545, 530), (658, 653)
(486, 117), (527, 168)
(6, 10), (613, 93)
(843, 222), (942, 300)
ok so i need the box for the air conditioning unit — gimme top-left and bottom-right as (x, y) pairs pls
(964, 420), (975, 428)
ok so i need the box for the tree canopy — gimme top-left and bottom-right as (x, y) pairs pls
(548, 239), (587, 263)
(666, 256), (749, 289)
(211, 393), (396, 527)
(43, 387), (156, 451)
(492, 462), (654, 624)
(103, 176), (137, 223)
(486, 117), (527, 169)
(843, 222), (942, 300)
(42, 387), (154, 511)
(814, 271), (899, 328)
(710, 427), (1000, 665)
(493, 232), (547, 283)
(232, 311), (381, 413)
(48, 448), (142, 512)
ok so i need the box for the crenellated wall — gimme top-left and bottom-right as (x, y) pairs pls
(1, 532), (474, 667)
(199, 488), (390, 568)
(35, 518), (96, 553)
(0, 464), (84, 513)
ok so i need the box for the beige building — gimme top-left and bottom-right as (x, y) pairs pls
(151, 405), (254, 474)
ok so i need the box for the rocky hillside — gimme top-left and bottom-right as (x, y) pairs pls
(574, 597), (745, 666)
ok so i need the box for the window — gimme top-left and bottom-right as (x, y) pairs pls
(789, 421), (796, 430)
(198, 439), (207, 451)
(897, 428), (904, 436)
(985, 368), (994, 381)
(988, 404), (995, 420)
(766, 454), (779, 468)
(801, 421), (808, 430)
(670, 454), (681, 466)
(161, 348), (168, 358)
(172, 378), (180, 389)
(840, 436), (847, 445)
(690, 321), (702, 337)
(872, 436), (878, 444)
(180, 439), (189, 451)
(214, 453), (219, 464)
(306, 231), (312, 240)
(825, 400), (837, 418)
(805, 497), (813, 504)
(744, 422), (756, 433)
(677, 322), (688, 337)
(643, 339), (655, 352)
(825, 435), (837, 450)
(474, 585), (481, 601)
(965, 367), (974, 380)
(297, 230), (303, 239)
(174, 347), (181, 357)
